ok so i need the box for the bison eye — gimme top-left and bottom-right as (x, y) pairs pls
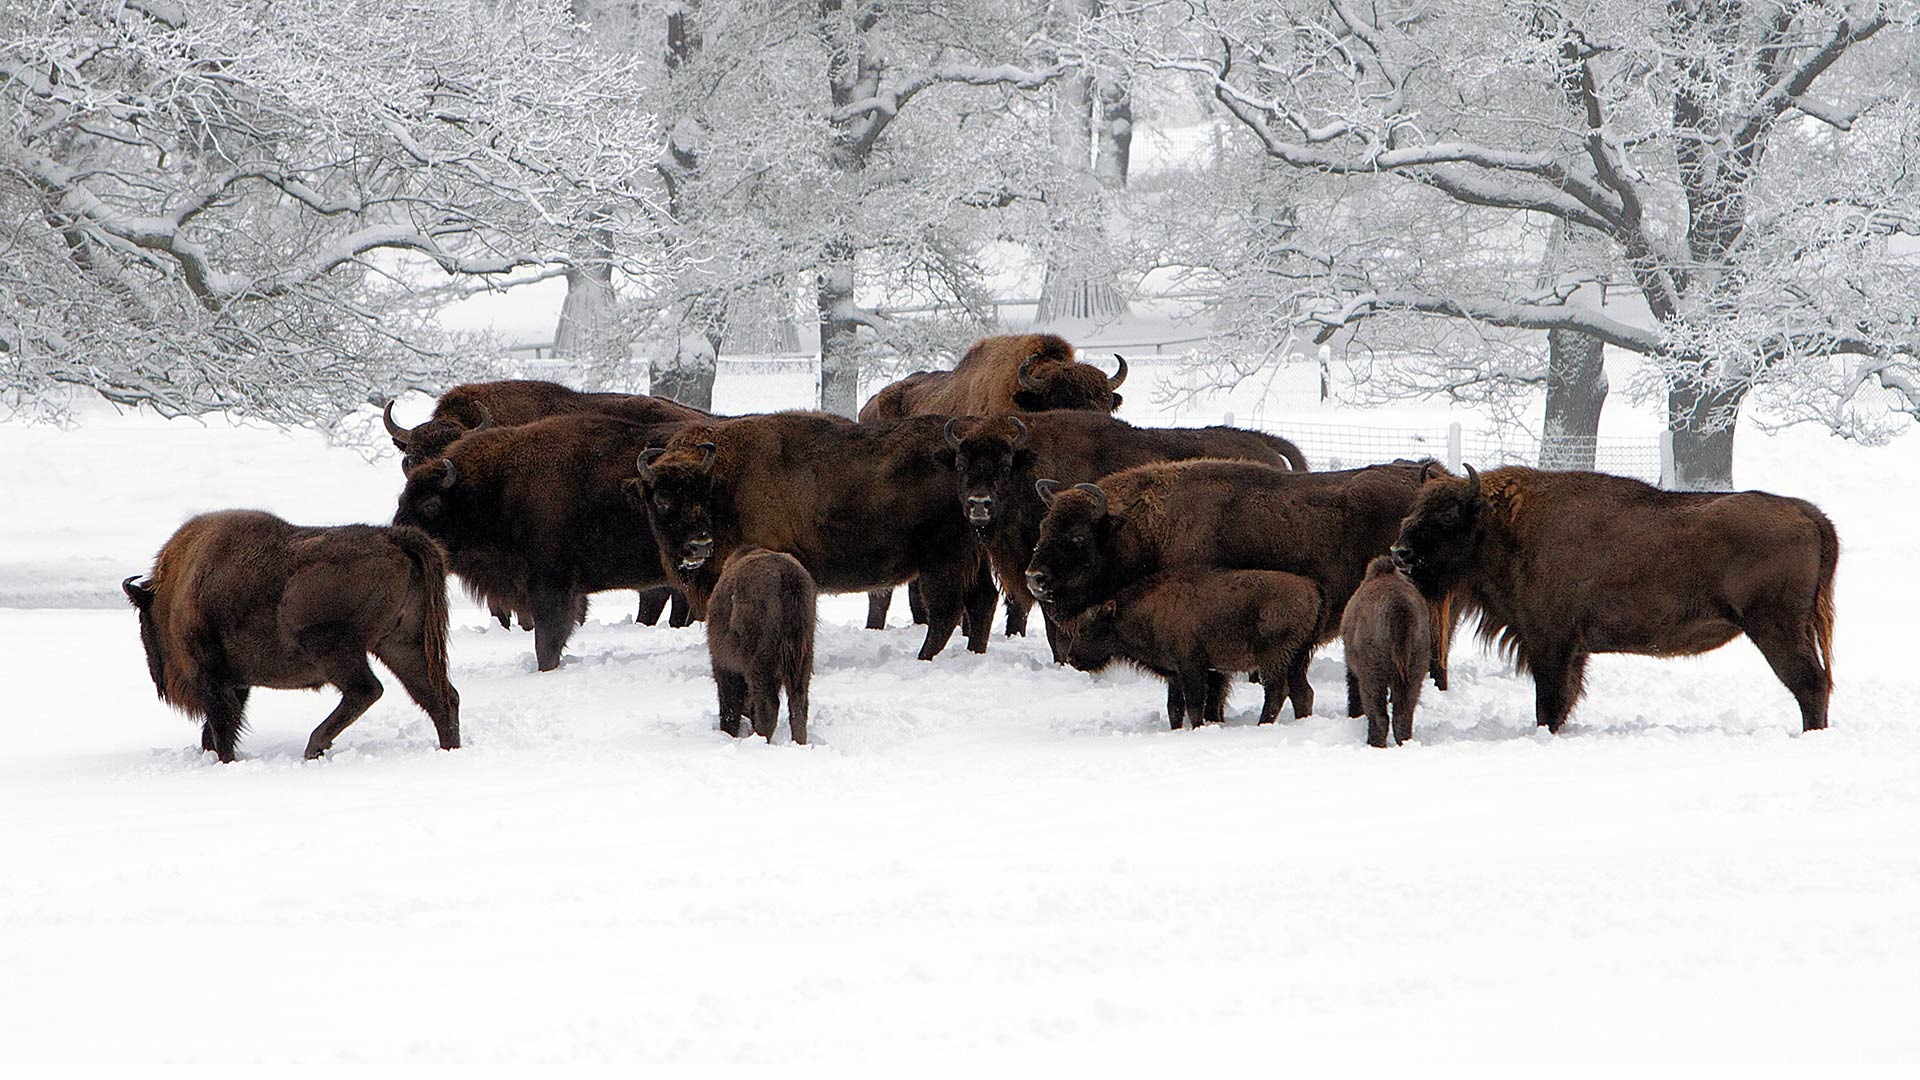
(1071, 534), (1088, 547)
(654, 494), (673, 514)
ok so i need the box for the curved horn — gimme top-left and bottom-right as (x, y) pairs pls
(438, 459), (460, 490)
(382, 400), (410, 439)
(121, 575), (149, 602)
(1035, 478), (1062, 506)
(468, 401), (494, 432)
(1007, 415), (1029, 452)
(1108, 353), (1129, 390)
(1017, 355), (1044, 392)
(1462, 462), (1479, 493)
(1072, 482), (1109, 517)
(1419, 460), (1441, 483)
(636, 447), (667, 477)
(944, 417), (965, 452)
(696, 442), (717, 474)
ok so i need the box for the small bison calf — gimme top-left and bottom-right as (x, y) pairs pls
(123, 510), (460, 762)
(705, 547), (817, 744)
(1341, 556), (1431, 748)
(1061, 567), (1321, 730)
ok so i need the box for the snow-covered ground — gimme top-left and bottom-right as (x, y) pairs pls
(2, 372), (1916, 1064)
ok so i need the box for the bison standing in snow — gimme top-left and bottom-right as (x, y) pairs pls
(122, 510), (460, 762)
(705, 547), (816, 744)
(1389, 464), (1838, 733)
(1341, 556), (1431, 748)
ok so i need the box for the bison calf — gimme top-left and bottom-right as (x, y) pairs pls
(123, 511), (460, 762)
(706, 548), (817, 745)
(1341, 556), (1431, 748)
(1061, 567), (1320, 730)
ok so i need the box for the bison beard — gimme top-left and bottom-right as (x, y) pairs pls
(1392, 464), (1838, 734)
(123, 511), (460, 762)
(630, 412), (995, 661)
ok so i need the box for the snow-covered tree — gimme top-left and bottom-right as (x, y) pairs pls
(1106, 0), (1920, 488)
(1, 0), (667, 425)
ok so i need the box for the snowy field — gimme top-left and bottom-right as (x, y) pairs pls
(2, 372), (1918, 1064)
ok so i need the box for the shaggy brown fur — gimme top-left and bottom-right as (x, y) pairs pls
(392, 414), (688, 671)
(1026, 458), (1456, 714)
(630, 411), (996, 661)
(1341, 556), (1431, 747)
(1061, 567), (1321, 729)
(122, 511), (459, 762)
(858, 334), (1126, 421)
(705, 547), (816, 744)
(1391, 464), (1838, 733)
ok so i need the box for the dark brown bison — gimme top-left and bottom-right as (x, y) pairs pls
(931, 412), (1309, 655)
(858, 333), (1126, 422)
(1024, 459), (1455, 714)
(630, 412), (996, 661)
(706, 547), (816, 744)
(383, 379), (707, 629)
(1061, 567), (1321, 730)
(1341, 555), (1431, 748)
(393, 414), (687, 671)
(1390, 464), (1837, 734)
(122, 511), (459, 762)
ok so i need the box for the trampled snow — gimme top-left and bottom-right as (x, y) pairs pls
(1, 379), (1916, 1064)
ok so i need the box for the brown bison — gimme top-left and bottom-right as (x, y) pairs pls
(931, 412), (1308, 655)
(393, 414), (687, 671)
(1025, 459), (1455, 713)
(383, 379), (706, 629)
(1341, 556), (1431, 748)
(1061, 567), (1321, 729)
(706, 547), (816, 744)
(630, 412), (996, 661)
(1390, 464), (1837, 733)
(122, 511), (460, 762)
(858, 333), (1127, 422)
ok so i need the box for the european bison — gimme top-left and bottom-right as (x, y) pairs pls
(858, 333), (1127, 421)
(392, 414), (686, 671)
(1024, 459), (1453, 713)
(706, 547), (816, 744)
(1390, 464), (1837, 734)
(383, 379), (706, 629)
(630, 412), (996, 661)
(122, 510), (459, 762)
(935, 412), (1309, 654)
(1061, 566), (1321, 729)
(1341, 556), (1431, 748)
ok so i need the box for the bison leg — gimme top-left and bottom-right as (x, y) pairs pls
(1176, 668), (1212, 730)
(1391, 667), (1423, 746)
(489, 602), (514, 630)
(1003, 592), (1031, 637)
(530, 588), (579, 672)
(1346, 671), (1364, 718)
(1257, 665), (1289, 725)
(1527, 645), (1587, 734)
(786, 677), (809, 747)
(202, 683), (249, 763)
(298, 638), (385, 760)
(913, 568), (969, 661)
(667, 589), (693, 628)
(962, 563), (998, 655)
(715, 669), (748, 738)
(635, 587), (672, 626)
(1285, 646), (1315, 720)
(865, 588), (894, 630)
(1363, 678), (1392, 749)
(907, 579), (928, 626)
(1164, 682), (1186, 731)
(1203, 670), (1230, 724)
(1041, 608), (1070, 665)
(746, 674), (782, 742)
(373, 638), (461, 751)
(1745, 619), (1832, 733)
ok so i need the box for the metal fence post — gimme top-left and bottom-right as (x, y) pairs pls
(1658, 429), (1675, 489)
(1446, 422), (1463, 470)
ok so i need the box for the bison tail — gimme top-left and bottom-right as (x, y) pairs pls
(1811, 510), (1839, 688)
(391, 525), (455, 704)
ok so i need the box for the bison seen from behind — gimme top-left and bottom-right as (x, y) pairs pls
(1390, 465), (1837, 734)
(1341, 556), (1431, 748)
(706, 547), (816, 744)
(123, 511), (459, 762)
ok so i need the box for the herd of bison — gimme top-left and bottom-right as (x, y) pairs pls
(118, 333), (1839, 762)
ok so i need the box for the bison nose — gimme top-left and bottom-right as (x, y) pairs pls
(965, 495), (994, 523)
(687, 535), (714, 557)
(1390, 544), (1413, 568)
(1025, 568), (1050, 599)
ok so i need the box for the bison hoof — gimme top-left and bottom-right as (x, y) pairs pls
(303, 744), (328, 760)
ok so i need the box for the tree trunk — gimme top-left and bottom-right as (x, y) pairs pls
(552, 219), (624, 385)
(1093, 69), (1132, 189)
(1667, 379), (1743, 491)
(651, 295), (722, 409)
(1539, 328), (1608, 470)
(816, 240), (862, 417)
(1035, 0), (1127, 326)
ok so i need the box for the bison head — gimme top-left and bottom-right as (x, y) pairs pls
(1012, 353), (1127, 413)
(1059, 599), (1123, 674)
(392, 457), (478, 548)
(937, 416), (1033, 530)
(1024, 479), (1122, 615)
(629, 440), (719, 574)
(1391, 462), (1483, 596)
(122, 575), (167, 696)
(384, 399), (493, 473)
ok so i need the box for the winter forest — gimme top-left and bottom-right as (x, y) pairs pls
(4, 0), (1920, 1066)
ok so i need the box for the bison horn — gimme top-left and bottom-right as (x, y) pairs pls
(944, 417), (965, 452)
(1007, 415), (1029, 452)
(382, 400), (410, 440)
(1017, 355), (1044, 392)
(636, 447), (666, 480)
(1419, 460), (1441, 483)
(1462, 462), (1479, 491)
(121, 575), (151, 603)
(438, 459), (460, 490)
(1035, 478), (1062, 506)
(696, 442), (717, 474)
(469, 401), (494, 432)
(1072, 482), (1108, 517)
(1108, 353), (1128, 390)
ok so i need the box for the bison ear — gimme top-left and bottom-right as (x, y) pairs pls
(1109, 392), (1123, 410)
(122, 575), (154, 609)
(621, 477), (648, 508)
(1035, 478), (1062, 506)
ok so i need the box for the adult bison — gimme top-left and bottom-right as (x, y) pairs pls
(630, 412), (996, 661)
(934, 412), (1308, 656)
(1023, 459), (1451, 713)
(858, 333), (1127, 422)
(393, 414), (687, 671)
(123, 511), (459, 762)
(1390, 464), (1837, 734)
